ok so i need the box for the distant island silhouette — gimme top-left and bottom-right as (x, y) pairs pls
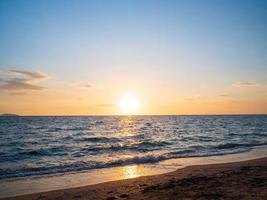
(0, 113), (20, 116)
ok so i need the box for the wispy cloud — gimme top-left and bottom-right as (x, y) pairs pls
(0, 79), (45, 90)
(8, 70), (47, 80)
(80, 84), (91, 89)
(0, 69), (48, 91)
(218, 94), (231, 97)
(9, 91), (27, 96)
(233, 82), (260, 87)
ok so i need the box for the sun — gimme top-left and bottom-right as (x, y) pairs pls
(118, 94), (140, 115)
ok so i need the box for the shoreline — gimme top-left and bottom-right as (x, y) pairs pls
(1, 146), (267, 199)
(2, 157), (267, 200)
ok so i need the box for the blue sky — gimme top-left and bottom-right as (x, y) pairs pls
(0, 0), (267, 114)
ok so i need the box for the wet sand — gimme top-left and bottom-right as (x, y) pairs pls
(2, 157), (267, 200)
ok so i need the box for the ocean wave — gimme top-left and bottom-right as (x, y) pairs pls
(0, 146), (258, 180)
(77, 136), (121, 143)
(17, 146), (71, 157)
(213, 142), (267, 150)
(82, 140), (172, 153)
(0, 154), (169, 179)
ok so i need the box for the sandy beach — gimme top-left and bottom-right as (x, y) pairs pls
(2, 157), (267, 200)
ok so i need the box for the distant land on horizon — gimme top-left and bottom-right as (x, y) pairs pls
(0, 113), (20, 117)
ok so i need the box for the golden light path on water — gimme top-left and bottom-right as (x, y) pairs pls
(122, 165), (141, 179)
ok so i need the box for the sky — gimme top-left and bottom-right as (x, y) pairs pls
(0, 0), (267, 115)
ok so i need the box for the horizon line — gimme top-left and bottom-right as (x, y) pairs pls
(1, 113), (267, 117)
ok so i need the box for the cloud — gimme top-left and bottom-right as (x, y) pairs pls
(80, 84), (91, 89)
(0, 79), (45, 90)
(9, 91), (27, 96)
(233, 82), (260, 87)
(218, 94), (231, 97)
(0, 69), (48, 91)
(8, 70), (47, 80)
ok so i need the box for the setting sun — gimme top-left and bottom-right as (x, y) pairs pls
(118, 94), (140, 115)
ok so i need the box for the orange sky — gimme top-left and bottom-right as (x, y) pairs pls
(0, 71), (266, 115)
(0, 1), (267, 115)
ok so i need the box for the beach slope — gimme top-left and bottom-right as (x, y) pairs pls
(3, 157), (267, 200)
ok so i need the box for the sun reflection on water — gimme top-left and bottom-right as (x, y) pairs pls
(122, 165), (141, 179)
(120, 116), (136, 137)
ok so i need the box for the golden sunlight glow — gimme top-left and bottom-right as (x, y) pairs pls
(118, 94), (140, 115)
(122, 165), (140, 179)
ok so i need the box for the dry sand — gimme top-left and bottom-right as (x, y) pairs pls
(2, 157), (267, 200)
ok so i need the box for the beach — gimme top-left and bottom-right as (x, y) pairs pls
(2, 157), (267, 200)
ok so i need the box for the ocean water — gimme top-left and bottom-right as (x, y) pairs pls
(0, 115), (266, 180)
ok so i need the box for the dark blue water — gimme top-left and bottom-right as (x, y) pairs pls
(0, 115), (266, 180)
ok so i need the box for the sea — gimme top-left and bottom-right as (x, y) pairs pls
(0, 115), (267, 181)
